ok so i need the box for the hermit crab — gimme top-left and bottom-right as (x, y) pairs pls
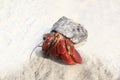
(31, 16), (88, 65)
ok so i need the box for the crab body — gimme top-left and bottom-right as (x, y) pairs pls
(41, 16), (88, 64)
(42, 32), (82, 64)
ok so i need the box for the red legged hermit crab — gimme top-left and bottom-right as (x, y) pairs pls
(41, 16), (88, 65)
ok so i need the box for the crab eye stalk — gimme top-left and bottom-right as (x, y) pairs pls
(43, 36), (46, 40)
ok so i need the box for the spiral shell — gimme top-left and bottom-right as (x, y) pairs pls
(51, 16), (88, 44)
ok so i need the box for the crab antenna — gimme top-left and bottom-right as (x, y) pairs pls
(29, 42), (43, 62)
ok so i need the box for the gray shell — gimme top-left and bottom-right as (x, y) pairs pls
(51, 16), (88, 44)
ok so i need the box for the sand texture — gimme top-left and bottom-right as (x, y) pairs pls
(0, 0), (120, 80)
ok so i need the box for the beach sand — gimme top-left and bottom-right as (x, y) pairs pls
(0, 0), (120, 80)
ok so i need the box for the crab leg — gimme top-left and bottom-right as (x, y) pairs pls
(65, 39), (82, 64)
(57, 39), (76, 64)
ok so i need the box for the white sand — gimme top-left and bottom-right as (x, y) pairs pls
(0, 0), (120, 80)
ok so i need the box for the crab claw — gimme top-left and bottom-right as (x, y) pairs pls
(59, 47), (82, 65)
(60, 53), (76, 65)
(71, 49), (82, 64)
(57, 39), (82, 64)
(65, 39), (82, 64)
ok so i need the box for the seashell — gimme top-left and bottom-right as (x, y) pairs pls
(51, 16), (88, 44)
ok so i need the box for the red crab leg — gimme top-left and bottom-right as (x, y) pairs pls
(65, 39), (82, 64)
(57, 40), (76, 64)
(72, 49), (82, 64)
(49, 39), (60, 57)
